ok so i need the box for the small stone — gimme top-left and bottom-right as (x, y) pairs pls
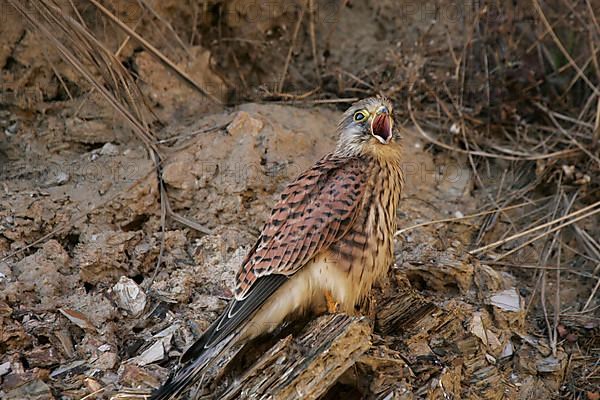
(6, 379), (53, 400)
(98, 344), (111, 352)
(132, 335), (172, 366)
(26, 346), (59, 368)
(100, 371), (119, 386)
(44, 171), (70, 187)
(50, 360), (87, 379)
(112, 276), (147, 317)
(450, 122), (460, 134)
(59, 308), (97, 331)
(536, 355), (563, 373)
(5, 121), (18, 136)
(120, 364), (160, 388)
(500, 341), (514, 359)
(489, 288), (521, 312)
(469, 312), (487, 345)
(575, 174), (591, 185)
(0, 361), (11, 376)
(55, 171), (70, 185)
(485, 329), (502, 350)
(2, 372), (31, 391)
(99, 142), (119, 156)
(93, 352), (118, 370)
(227, 111), (264, 136)
(162, 161), (197, 190)
(84, 377), (103, 393)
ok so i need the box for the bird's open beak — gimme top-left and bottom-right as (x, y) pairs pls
(371, 110), (393, 144)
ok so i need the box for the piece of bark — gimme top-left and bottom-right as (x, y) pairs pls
(219, 314), (372, 400)
(343, 345), (414, 398)
(375, 288), (437, 336)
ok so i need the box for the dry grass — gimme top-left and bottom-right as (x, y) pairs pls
(392, 1), (600, 396)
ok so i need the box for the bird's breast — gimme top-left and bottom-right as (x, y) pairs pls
(326, 158), (404, 306)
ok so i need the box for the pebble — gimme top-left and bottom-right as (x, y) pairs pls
(100, 142), (119, 156)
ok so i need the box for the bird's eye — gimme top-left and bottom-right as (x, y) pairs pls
(353, 110), (368, 122)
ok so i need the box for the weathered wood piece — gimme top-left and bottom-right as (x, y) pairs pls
(375, 288), (437, 336)
(219, 314), (372, 400)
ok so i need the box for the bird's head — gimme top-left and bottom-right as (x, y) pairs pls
(335, 96), (399, 157)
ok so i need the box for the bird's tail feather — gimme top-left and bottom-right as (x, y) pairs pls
(149, 333), (238, 400)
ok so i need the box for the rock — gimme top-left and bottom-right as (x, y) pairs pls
(192, 234), (248, 298)
(489, 288), (525, 330)
(119, 364), (161, 388)
(99, 142), (119, 156)
(0, 261), (12, 282)
(485, 329), (503, 352)
(227, 111), (264, 136)
(12, 239), (71, 299)
(115, 171), (159, 224)
(500, 341), (514, 359)
(473, 263), (507, 295)
(0, 319), (31, 352)
(489, 288), (521, 312)
(93, 352), (118, 370)
(5, 121), (19, 136)
(2, 372), (31, 391)
(162, 159), (198, 190)
(536, 354), (566, 373)
(135, 47), (226, 122)
(98, 344), (111, 352)
(517, 334), (552, 357)
(49, 360), (87, 379)
(61, 291), (116, 332)
(469, 311), (488, 345)
(84, 377), (103, 393)
(112, 276), (147, 317)
(26, 345), (60, 368)
(65, 117), (117, 144)
(131, 334), (172, 366)
(5, 379), (53, 400)
(75, 231), (144, 285)
(53, 330), (75, 359)
(352, 346), (413, 397)
(42, 170), (70, 187)
(59, 308), (97, 331)
(100, 371), (119, 387)
(0, 361), (11, 376)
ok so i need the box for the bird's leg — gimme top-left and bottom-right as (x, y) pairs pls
(324, 290), (338, 313)
(366, 294), (377, 321)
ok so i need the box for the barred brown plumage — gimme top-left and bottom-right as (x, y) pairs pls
(235, 155), (370, 298)
(151, 96), (404, 400)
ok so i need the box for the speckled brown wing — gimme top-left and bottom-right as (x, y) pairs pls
(175, 154), (369, 365)
(234, 154), (369, 299)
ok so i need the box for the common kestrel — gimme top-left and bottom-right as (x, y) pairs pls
(151, 97), (404, 399)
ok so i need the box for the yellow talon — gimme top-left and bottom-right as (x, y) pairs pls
(324, 291), (338, 313)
